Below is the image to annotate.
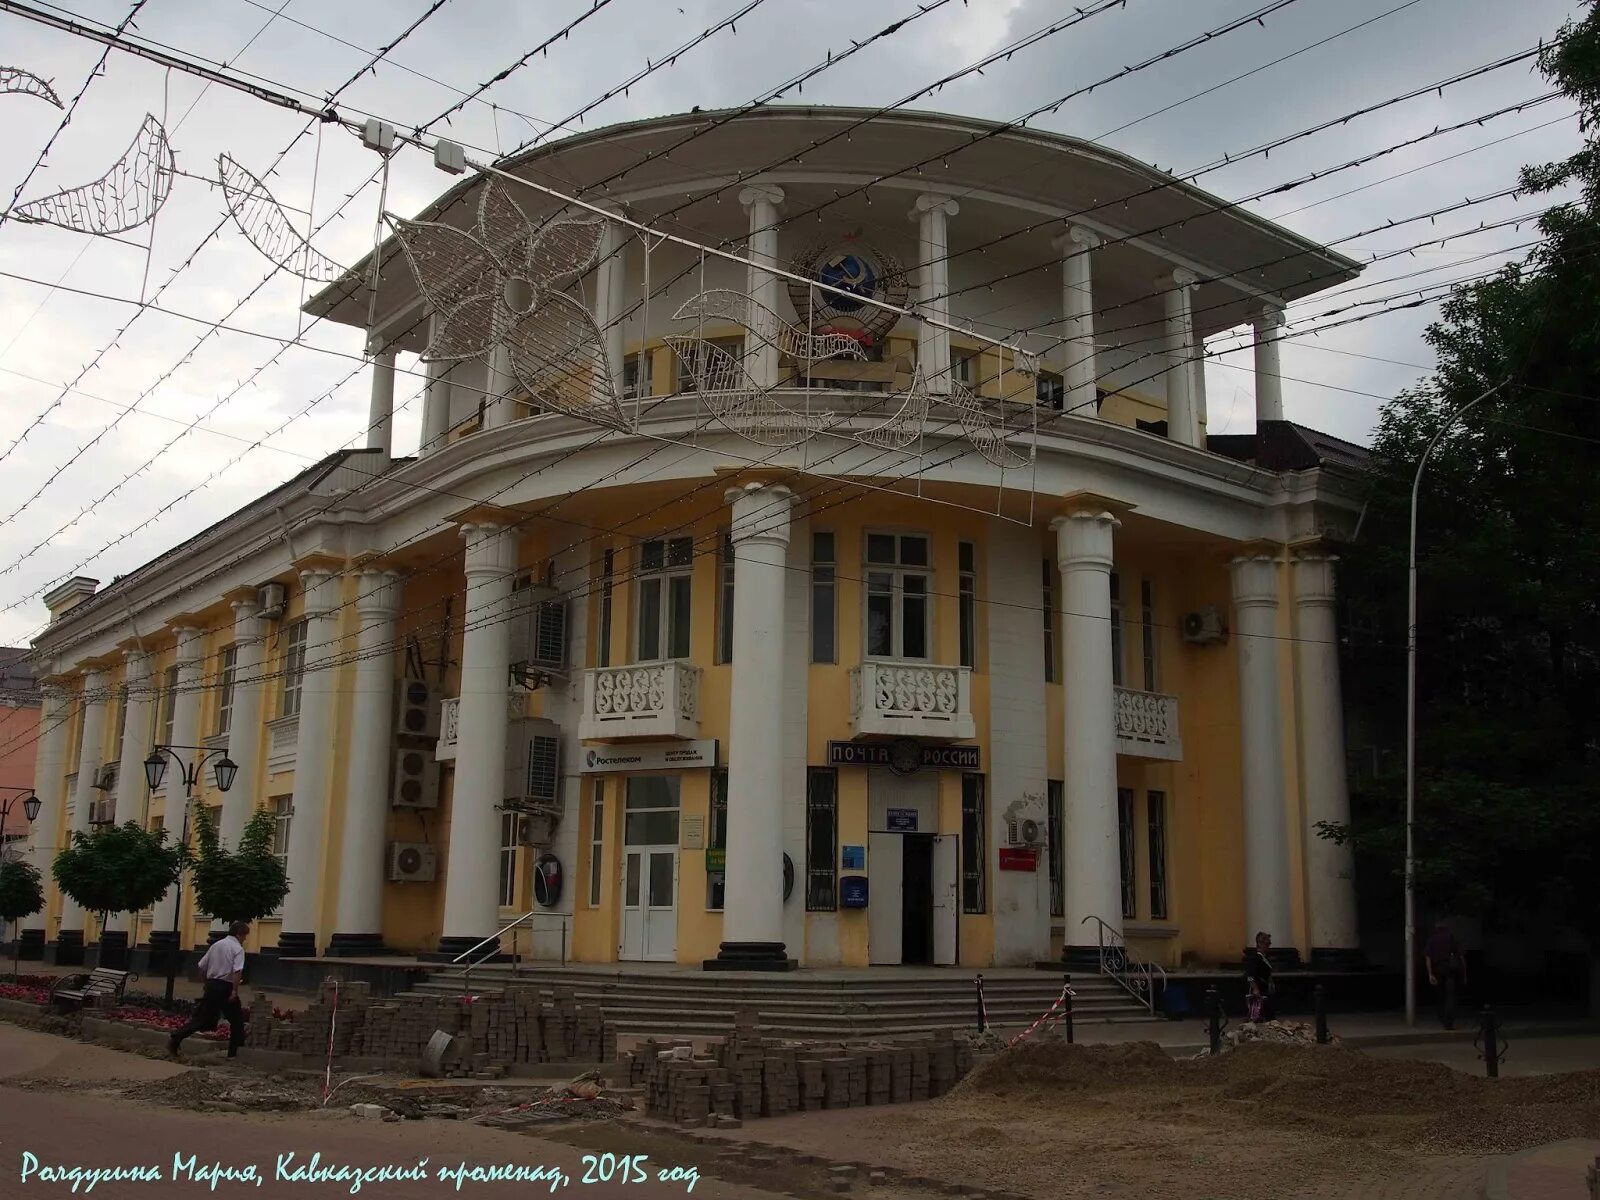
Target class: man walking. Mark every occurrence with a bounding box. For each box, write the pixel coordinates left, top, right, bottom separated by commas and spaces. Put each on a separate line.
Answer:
169, 920, 249, 1059
1424, 919, 1466, 1030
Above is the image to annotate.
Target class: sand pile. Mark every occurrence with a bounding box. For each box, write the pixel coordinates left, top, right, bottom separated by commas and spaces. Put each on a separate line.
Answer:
955, 1039, 1177, 1097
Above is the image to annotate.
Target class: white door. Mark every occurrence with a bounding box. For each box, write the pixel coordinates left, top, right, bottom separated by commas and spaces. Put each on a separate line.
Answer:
621, 846, 678, 961
932, 834, 959, 966
867, 832, 903, 965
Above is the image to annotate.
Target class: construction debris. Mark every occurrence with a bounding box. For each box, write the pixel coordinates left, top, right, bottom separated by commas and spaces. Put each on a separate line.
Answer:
1197, 1018, 1342, 1055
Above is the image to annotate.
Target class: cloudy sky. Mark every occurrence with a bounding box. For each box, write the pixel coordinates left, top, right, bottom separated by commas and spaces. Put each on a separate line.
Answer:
0, 0, 1584, 645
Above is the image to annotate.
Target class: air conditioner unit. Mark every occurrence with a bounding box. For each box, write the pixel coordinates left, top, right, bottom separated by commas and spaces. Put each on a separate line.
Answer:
395, 677, 439, 738
392, 747, 440, 809
93, 762, 118, 792
508, 583, 568, 686
258, 582, 288, 621
1005, 815, 1044, 848
516, 810, 558, 846
1180, 606, 1228, 645
505, 717, 561, 807
388, 841, 437, 883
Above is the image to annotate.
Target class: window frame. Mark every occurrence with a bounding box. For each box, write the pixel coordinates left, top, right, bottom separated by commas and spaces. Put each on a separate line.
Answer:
1109, 571, 1125, 688
707, 768, 728, 912
716, 531, 735, 664
159, 665, 178, 749
280, 620, 308, 719
1140, 578, 1158, 691
805, 767, 838, 912
215, 645, 239, 737
1117, 787, 1137, 920
270, 796, 292, 875
587, 779, 605, 908
961, 774, 986, 915
622, 350, 653, 401
862, 531, 933, 662
1036, 369, 1065, 410
810, 531, 837, 664
499, 811, 520, 909
1047, 779, 1064, 919
1042, 558, 1058, 684
597, 548, 615, 669
958, 541, 978, 669
1147, 789, 1169, 920
635, 536, 694, 662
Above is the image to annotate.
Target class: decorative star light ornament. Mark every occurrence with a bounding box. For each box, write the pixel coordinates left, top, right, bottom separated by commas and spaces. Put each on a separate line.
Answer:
0, 67, 62, 107
387, 182, 631, 432
13, 115, 173, 235
218, 154, 348, 283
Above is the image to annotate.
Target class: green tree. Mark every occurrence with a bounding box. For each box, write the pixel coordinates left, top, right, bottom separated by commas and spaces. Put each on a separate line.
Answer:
189, 804, 289, 926
1325, 4, 1600, 1002
52, 822, 186, 933
0, 856, 45, 981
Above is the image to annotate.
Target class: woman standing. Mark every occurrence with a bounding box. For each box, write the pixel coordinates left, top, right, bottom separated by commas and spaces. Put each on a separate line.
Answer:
1245, 931, 1275, 1022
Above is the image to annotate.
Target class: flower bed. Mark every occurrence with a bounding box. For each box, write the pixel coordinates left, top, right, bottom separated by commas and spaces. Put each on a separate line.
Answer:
0, 981, 51, 1005
106, 1002, 257, 1041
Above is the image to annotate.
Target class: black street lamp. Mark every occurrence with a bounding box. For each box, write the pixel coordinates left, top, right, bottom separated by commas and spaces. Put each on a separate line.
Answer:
1, 786, 43, 981
143, 745, 236, 1008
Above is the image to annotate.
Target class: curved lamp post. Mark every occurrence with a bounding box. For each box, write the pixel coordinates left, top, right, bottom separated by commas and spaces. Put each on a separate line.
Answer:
1405, 379, 1507, 1026
143, 745, 236, 1008
0, 787, 42, 981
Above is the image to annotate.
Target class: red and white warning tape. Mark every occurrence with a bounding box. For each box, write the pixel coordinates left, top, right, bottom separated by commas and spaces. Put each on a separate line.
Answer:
1007, 982, 1075, 1047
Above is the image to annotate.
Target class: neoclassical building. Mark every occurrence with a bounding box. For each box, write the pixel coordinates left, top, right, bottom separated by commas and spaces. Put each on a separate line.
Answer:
18, 107, 1366, 972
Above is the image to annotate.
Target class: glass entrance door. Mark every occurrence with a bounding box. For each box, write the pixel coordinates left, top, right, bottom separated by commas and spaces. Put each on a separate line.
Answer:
619, 775, 680, 962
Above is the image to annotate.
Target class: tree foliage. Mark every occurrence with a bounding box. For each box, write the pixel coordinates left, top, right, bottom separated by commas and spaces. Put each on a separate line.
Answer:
52, 822, 185, 925
189, 804, 289, 926
0, 856, 44, 926
1324, 5, 1600, 942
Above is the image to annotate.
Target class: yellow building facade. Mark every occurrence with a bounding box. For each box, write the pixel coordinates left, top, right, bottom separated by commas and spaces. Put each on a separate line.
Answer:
20, 108, 1366, 974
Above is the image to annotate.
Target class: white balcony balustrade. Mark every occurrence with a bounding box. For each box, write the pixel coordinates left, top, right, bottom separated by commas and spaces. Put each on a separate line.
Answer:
1113, 686, 1182, 761
434, 693, 525, 761
849, 661, 975, 741
579, 661, 702, 742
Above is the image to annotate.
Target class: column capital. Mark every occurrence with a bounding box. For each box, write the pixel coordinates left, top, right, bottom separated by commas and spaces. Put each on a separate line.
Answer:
1050, 508, 1119, 569
230, 596, 265, 644
1230, 551, 1283, 609
911, 192, 959, 220
1290, 552, 1338, 608
299, 568, 342, 618
1053, 224, 1102, 254
39, 678, 71, 705
353, 568, 404, 617
1254, 304, 1286, 330
460, 522, 518, 579
121, 648, 153, 690
738, 183, 785, 209
1163, 267, 1199, 290
726, 481, 794, 549
171, 623, 207, 664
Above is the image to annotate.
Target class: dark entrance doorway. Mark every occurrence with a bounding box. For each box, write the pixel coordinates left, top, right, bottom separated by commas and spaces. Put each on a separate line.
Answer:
901, 833, 934, 965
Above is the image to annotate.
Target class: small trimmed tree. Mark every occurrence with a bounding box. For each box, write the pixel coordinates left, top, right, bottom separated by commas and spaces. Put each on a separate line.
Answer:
0, 856, 45, 981
52, 822, 186, 961
189, 805, 289, 926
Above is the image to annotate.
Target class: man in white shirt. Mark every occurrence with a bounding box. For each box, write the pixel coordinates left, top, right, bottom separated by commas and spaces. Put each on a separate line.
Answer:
168, 919, 249, 1059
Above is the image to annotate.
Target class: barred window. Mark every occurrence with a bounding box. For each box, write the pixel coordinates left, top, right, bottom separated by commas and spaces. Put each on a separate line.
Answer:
805, 768, 837, 911
1148, 790, 1169, 920
1109, 572, 1125, 688
1042, 560, 1057, 683
1141, 579, 1158, 691
716, 533, 735, 664
962, 774, 986, 914
1117, 787, 1137, 920
708, 769, 728, 911
958, 541, 977, 669
597, 549, 615, 668
1047, 779, 1064, 919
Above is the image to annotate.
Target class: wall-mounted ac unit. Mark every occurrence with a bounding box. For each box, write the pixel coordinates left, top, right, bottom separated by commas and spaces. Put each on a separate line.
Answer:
388, 841, 437, 882
94, 762, 118, 792
392, 747, 440, 809
1180, 606, 1228, 646
1006, 816, 1044, 848
258, 582, 288, 621
505, 717, 561, 807
509, 583, 568, 686
395, 677, 439, 738
517, 810, 558, 846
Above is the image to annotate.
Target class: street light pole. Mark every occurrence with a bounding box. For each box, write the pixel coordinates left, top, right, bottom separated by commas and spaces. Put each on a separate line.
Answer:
1405, 379, 1507, 1027
1, 787, 43, 982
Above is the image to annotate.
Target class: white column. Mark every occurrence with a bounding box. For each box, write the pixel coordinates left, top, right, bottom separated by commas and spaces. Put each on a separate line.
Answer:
1293, 551, 1358, 954
912, 194, 959, 395
366, 343, 396, 459
58, 668, 111, 938
1161, 269, 1201, 447
1051, 508, 1125, 948
331, 568, 402, 953
739, 185, 785, 390
221, 598, 266, 851
276, 568, 343, 956
438, 523, 517, 954
111, 652, 154, 938
1253, 305, 1286, 424
485, 342, 516, 429
21, 682, 71, 940
595, 212, 626, 401
150, 625, 206, 940
1054, 224, 1101, 416
711, 482, 794, 969
1231, 551, 1294, 951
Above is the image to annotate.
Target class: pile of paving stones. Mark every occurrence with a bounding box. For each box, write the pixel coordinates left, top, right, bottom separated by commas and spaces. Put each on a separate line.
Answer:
1196, 1018, 1341, 1055
244, 979, 616, 1075
623, 1009, 974, 1125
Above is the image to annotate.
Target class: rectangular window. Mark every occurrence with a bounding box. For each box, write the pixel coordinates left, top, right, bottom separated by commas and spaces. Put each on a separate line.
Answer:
499, 811, 519, 908
810, 531, 836, 664
280, 620, 307, 718
215, 645, 238, 736
1042, 559, 1057, 684
624, 775, 680, 844
597, 549, 615, 668
716, 532, 735, 664
1117, 787, 1137, 920
864, 532, 931, 660
622, 351, 653, 400
1036, 370, 1065, 410
160, 666, 178, 749
951, 349, 976, 386
805, 768, 837, 911
1109, 572, 1125, 688
958, 541, 977, 669
708, 768, 728, 911
1047, 780, 1064, 919
1147, 790, 1169, 920
1140, 579, 1158, 691
676, 336, 745, 393
110, 691, 126, 767
962, 774, 986, 914
636, 536, 693, 661
270, 796, 292, 873
587, 780, 605, 907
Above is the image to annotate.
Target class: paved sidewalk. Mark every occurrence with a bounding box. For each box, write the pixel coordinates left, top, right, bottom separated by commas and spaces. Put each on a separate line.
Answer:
1484, 1139, 1600, 1200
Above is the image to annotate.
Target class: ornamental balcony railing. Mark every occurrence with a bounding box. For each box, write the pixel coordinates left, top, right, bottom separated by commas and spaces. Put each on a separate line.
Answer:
435, 693, 527, 762
1113, 686, 1182, 761
578, 661, 702, 742
849, 661, 975, 741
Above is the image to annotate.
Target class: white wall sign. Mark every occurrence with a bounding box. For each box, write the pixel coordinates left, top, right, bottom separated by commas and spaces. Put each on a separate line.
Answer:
579, 739, 718, 774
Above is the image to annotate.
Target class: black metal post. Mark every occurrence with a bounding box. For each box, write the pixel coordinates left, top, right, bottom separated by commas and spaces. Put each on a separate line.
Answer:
1479, 1006, 1500, 1079
163, 783, 193, 1010
1206, 985, 1222, 1054
1314, 983, 1329, 1045
974, 973, 986, 1033
1062, 973, 1074, 1045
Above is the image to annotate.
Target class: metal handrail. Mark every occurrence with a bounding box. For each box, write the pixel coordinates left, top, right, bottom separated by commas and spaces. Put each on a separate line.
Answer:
1081, 914, 1169, 1015
450, 911, 570, 996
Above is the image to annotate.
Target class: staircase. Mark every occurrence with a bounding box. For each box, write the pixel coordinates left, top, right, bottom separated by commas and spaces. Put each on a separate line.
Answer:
401, 965, 1159, 1039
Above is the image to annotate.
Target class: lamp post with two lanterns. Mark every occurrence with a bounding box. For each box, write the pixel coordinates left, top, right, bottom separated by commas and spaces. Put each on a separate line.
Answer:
142, 745, 237, 1009
0, 786, 43, 981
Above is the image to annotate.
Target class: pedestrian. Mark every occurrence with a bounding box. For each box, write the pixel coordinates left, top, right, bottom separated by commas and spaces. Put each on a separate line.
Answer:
169, 919, 249, 1059
1424, 919, 1466, 1030
1244, 931, 1275, 1022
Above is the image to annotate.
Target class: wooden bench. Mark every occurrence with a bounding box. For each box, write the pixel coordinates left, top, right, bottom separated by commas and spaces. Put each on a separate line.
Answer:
49, 967, 135, 1011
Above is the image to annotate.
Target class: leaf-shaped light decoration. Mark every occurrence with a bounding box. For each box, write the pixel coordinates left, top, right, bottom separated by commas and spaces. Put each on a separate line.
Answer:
854, 366, 930, 451
945, 378, 1030, 469
672, 289, 867, 368
0, 67, 62, 108
217, 154, 348, 283
664, 333, 825, 448
13, 114, 174, 235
